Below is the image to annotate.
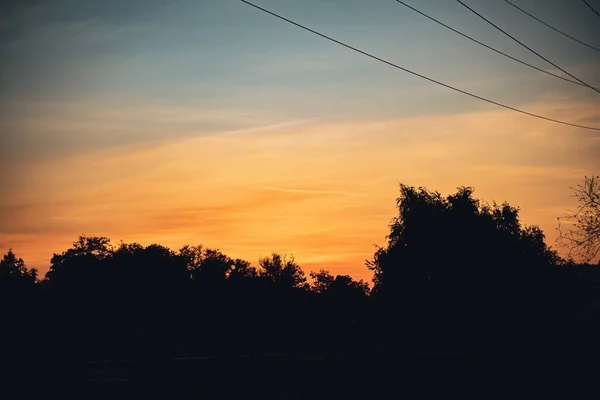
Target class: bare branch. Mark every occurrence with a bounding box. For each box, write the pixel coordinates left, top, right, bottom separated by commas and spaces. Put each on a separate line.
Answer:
557, 175, 600, 262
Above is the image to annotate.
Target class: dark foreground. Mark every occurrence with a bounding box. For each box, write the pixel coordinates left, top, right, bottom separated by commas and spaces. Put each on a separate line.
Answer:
13, 352, 595, 399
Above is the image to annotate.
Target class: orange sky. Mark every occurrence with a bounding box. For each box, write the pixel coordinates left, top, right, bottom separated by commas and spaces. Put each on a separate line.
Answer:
2, 97, 598, 281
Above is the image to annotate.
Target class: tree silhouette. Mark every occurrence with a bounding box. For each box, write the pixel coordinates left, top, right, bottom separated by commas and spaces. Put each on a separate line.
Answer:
110, 241, 189, 291
181, 245, 235, 284
310, 269, 335, 294
310, 269, 369, 299
228, 258, 259, 282
258, 253, 308, 290
0, 249, 37, 289
558, 174, 600, 262
367, 184, 560, 352
368, 184, 558, 293
44, 236, 113, 290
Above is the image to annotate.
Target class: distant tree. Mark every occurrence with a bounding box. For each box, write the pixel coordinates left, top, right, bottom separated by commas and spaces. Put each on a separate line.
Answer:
44, 236, 114, 289
310, 269, 369, 298
111, 241, 144, 283
1, 250, 28, 278
310, 270, 335, 294
259, 253, 307, 290
61, 236, 114, 259
0, 249, 37, 288
180, 245, 235, 284
228, 258, 258, 282
558, 174, 600, 262
136, 243, 188, 288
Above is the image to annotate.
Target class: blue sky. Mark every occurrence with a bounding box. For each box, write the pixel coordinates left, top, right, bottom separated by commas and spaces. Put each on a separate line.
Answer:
3, 0, 599, 130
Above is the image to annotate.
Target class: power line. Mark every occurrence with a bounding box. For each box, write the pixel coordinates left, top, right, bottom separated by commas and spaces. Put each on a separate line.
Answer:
502, 0, 600, 53
394, 0, 596, 89
240, 0, 600, 132
582, 0, 600, 19
455, 0, 600, 94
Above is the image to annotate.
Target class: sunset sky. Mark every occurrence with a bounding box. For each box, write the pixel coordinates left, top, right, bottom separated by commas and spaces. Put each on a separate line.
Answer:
1, 0, 599, 280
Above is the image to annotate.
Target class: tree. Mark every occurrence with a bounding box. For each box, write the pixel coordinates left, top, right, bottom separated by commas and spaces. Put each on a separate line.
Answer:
258, 253, 307, 290
366, 183, 560, 354
132, 243, 188, 289
0, 249, 38, 288
180, 245, 234, 284
558, 174, 600, 262
310, 270, 335, 294
44, 236, 113, 289
229, 258, 258, 281
310, 269, 369, 299
179, 245, 258, 287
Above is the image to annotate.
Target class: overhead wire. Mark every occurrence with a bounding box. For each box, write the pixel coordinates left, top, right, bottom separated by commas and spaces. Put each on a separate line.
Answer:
502, 0, 600, 53
394, 0, 597, 89
581, 0, 600, 19
239, 0, 600, 131
455, 0, 600, 94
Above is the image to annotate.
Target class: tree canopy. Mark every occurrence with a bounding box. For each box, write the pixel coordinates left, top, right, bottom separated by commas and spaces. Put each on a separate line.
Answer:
0, 249, 37, 289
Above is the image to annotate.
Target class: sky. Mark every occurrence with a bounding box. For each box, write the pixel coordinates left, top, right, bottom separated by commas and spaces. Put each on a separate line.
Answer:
1, 0, 599, 280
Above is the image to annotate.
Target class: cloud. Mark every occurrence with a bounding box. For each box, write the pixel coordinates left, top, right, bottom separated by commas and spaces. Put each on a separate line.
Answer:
0, 99, 316, 163
255, 186, 356, 196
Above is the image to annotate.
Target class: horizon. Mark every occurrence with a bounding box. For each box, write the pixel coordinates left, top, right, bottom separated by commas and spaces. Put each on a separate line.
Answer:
1, 0, 600, 281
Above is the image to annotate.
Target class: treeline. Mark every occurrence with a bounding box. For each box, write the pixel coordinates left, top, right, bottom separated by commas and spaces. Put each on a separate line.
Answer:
2, 184, 600, 375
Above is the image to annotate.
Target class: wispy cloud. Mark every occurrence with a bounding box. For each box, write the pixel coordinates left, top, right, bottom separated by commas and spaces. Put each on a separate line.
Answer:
255, 186, 356, 196
0, 99, 317, 163
3, 99, 598, 278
